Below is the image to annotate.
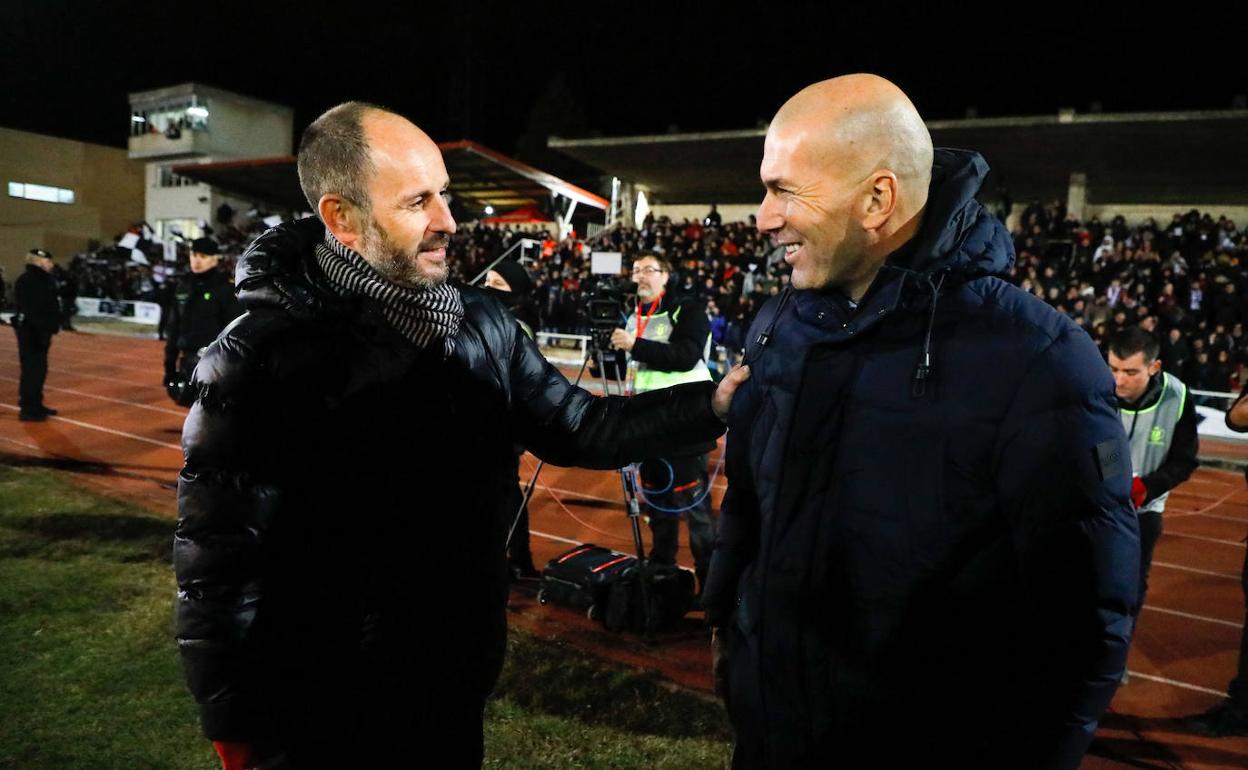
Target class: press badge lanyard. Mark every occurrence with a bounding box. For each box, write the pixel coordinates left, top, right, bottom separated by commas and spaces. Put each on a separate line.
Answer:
635, 291, 664, 339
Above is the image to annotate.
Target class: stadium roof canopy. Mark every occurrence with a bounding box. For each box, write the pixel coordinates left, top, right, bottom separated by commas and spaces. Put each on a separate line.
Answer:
548, 110, 1248, 207
172, 140, 608, 215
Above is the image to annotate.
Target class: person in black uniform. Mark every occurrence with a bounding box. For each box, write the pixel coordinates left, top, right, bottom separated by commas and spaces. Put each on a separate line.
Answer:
12, 249, 61, 421
163, 238, 243, 403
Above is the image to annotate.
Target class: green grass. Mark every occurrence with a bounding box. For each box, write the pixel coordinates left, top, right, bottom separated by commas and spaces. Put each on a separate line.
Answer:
0, 462, 732, 769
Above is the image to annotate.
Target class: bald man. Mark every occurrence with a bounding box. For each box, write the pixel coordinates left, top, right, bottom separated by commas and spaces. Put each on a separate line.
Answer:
173, 102, 747, 770
702, 75, 1138, 769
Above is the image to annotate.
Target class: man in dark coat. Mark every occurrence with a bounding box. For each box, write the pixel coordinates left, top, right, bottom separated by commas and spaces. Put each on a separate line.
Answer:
12, 249, 61, 421
702, 75, 1138, 770
163, 237, 243, 400
174, 102, 746, 770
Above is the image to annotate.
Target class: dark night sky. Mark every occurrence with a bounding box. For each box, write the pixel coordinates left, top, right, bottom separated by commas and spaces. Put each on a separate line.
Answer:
2, 1, 1244, 160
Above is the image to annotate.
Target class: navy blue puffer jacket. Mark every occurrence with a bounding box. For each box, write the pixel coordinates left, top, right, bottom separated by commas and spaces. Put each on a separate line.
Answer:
703, 149, 1139, 770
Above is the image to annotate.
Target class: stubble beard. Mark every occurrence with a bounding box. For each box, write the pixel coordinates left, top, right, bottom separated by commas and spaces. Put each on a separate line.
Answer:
359, 217, 449, 290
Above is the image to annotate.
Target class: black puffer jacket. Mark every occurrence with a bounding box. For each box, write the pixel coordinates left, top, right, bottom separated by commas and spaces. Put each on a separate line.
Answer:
173, 217, 725, 747
14, 264, 61, 331
163, 269, 244, 373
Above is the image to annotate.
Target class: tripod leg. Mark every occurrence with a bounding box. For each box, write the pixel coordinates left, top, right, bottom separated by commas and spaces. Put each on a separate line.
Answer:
505, 350, 594, 554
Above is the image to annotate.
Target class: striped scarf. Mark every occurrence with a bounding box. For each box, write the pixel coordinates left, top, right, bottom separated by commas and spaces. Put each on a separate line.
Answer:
314, 232, 463, 356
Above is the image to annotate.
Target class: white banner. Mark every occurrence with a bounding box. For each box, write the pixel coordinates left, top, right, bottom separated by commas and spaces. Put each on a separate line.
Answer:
76, 297, 162, 325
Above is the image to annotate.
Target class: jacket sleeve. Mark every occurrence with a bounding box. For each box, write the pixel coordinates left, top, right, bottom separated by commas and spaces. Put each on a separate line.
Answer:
219, 283, 245, 330
508, 322, 725, 469
173, 334, 281, 742
1140, 388, 1199, 502
630, 297, 710, 372
993, 326, 1139, 770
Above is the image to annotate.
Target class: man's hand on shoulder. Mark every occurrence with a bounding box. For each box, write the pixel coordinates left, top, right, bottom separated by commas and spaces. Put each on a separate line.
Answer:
712, 364, 751, 422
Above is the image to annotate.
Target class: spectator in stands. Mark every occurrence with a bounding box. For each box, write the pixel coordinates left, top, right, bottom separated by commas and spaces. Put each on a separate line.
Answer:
1160, 327, 1191, 376
704, 203, 722, 228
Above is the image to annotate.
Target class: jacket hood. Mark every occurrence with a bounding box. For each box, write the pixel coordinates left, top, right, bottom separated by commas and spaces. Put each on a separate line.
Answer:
896, 148, 1014, 279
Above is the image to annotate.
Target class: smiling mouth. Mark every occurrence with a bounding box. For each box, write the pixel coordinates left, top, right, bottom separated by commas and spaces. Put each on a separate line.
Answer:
782, 243, 802, 262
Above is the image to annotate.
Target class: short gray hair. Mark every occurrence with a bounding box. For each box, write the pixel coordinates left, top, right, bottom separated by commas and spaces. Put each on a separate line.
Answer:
297, 101, 389, 215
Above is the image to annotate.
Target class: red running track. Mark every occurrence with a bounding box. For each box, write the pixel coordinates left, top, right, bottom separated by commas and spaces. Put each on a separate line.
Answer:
0, 328, 1246, 769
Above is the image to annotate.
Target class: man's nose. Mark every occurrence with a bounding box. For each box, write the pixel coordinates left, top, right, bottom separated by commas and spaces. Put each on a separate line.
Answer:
431, 193, 457, 235
756, 191, 783, 235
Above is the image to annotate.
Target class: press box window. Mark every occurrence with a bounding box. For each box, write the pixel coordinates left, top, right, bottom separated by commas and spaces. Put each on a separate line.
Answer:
8, 182, 75, 204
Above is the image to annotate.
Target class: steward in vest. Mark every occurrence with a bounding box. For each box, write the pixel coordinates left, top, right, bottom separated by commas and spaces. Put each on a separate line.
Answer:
1107, 327, 1198, 621
610, 253, 717, 591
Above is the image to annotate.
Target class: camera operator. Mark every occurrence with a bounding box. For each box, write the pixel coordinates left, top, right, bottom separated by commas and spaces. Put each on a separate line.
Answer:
610, 253, 716, 592
484, 259, 541, 578
163, 238, 242, 404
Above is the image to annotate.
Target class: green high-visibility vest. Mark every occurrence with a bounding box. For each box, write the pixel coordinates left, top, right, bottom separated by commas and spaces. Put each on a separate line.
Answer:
1119, 371, 1188, 514
625, 301, 712, 393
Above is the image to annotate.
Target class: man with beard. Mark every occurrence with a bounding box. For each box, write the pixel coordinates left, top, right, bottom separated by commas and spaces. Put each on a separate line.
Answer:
174, 102, 747, 770
163, 238, 242, 404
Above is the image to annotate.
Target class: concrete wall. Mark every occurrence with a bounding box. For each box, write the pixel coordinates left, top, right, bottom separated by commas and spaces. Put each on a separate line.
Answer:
648, 203, 758, 225
202, 95, 292, 159
0, 127, 144, 281
1083, 203, 1248, 228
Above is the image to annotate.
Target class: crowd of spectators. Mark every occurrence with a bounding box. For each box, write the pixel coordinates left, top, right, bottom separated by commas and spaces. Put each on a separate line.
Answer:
1007, 202, 1247, 395
33, 200, 1246, 395
457, 203, 1248, 394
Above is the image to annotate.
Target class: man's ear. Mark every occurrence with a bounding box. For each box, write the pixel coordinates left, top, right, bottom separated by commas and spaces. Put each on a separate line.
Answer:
861, 171, 899, 232
1148, 358, 1163, 376
319, 194, 363, 250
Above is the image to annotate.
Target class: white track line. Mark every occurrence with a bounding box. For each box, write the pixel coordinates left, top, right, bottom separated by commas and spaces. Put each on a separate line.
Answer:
0, 403, 181, 451
1144, 605, 1244, 629
1172, 512, 1248, 524
1124, 671, 1228, 698
48, 357, 156, 376
0, 336, 162, 374
0, 374, 184, 416
0, 363, 162, 393
1165, 485, 1248, 518
1163, 531, 1245, 548
41, 338, 163, 362
1153, 561, 1242, 580
529, 529, 583, 547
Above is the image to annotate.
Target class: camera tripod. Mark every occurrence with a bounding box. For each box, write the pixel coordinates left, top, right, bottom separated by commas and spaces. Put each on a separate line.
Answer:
506, 335, 661, 636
